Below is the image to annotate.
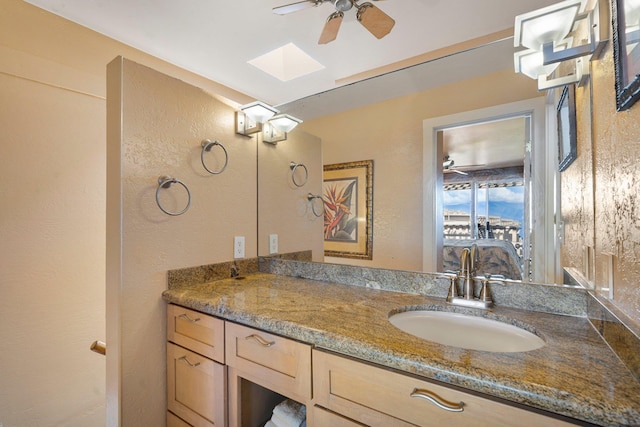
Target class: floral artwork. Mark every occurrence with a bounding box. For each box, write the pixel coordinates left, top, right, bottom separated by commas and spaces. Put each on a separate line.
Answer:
322, 160, 373, 259
323, 179, 358, 242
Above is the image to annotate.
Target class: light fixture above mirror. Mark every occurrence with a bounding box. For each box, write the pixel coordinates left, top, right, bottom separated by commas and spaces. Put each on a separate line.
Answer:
236, 101, 302, 143
236, 101, 279, 136
513, 0, 608, 90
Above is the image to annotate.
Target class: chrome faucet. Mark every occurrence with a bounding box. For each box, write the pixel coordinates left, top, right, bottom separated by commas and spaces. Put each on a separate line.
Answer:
446, 244, 493, 309
230, 261, 240, 278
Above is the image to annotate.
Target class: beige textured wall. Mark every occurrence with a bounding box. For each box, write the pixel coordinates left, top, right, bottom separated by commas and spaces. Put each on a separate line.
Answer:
107, 58, 258, 425
559, 14, 640, 325
303, 69, 540, 271
559, 82, 596, 283
0, 1, 252, 425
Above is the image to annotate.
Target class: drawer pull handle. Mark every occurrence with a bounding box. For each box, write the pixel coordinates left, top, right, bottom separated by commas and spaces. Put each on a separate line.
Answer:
245, 334, 275, 347
410, 388, 464, 412
178, 356, 201, 368
178, 313, 200, 323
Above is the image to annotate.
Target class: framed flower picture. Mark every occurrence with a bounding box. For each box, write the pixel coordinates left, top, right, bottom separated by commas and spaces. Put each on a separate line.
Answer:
323, 160, 373, 259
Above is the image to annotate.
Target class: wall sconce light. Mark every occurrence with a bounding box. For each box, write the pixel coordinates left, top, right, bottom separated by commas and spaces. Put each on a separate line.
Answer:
262, 114, 303, 145
262, 121, 287, 144
269, 114, 302, 132
235, 101, 279, 136
513, 0, 607, 90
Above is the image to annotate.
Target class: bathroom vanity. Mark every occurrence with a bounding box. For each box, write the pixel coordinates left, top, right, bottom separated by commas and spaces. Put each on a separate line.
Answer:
162, 267, 640, 427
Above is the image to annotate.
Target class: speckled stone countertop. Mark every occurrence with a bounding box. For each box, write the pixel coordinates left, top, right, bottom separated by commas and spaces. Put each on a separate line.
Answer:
162, 273, 640, 426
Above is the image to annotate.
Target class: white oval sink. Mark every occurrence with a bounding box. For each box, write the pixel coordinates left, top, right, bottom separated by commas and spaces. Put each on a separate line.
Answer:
389, 310, 545, 353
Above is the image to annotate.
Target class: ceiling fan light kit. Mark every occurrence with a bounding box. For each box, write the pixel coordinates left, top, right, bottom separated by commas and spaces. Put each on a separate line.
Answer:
333, 0, 353, 12
274, 0, 395, 44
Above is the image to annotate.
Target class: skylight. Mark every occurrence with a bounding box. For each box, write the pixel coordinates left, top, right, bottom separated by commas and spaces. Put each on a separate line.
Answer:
248, 42, 325, 81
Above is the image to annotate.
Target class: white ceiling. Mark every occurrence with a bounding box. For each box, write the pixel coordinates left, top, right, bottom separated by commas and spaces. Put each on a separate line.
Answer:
443, 116, 527, 170
24, 0, 558, 109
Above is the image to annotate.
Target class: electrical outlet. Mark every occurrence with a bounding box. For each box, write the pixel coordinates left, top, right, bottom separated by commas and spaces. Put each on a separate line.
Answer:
234, 236, 245, 259
269, 234, 278, 254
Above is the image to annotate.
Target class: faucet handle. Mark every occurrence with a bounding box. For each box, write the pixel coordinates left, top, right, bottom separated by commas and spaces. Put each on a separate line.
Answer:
439, 272, 458, 301
479, 274, 493, 304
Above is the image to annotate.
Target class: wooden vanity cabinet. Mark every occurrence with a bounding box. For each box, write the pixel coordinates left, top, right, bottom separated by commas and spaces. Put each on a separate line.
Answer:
164, 304, 580, 427
312, 350, 578, 427
166, 305, 226, 427
225, 322, 312, 426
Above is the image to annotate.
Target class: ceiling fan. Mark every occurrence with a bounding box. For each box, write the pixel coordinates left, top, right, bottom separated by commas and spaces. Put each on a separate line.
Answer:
443, 156, 468, 176
273, 0, 395, 44
443, 156, 491, 175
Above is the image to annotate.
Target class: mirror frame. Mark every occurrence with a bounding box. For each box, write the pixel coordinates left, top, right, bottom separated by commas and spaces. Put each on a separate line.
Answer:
612, 0, 640, 111
557, 84, 578, 172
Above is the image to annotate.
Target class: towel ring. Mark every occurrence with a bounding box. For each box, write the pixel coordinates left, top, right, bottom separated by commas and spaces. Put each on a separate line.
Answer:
307, 193, 324, 217
156, 176, 191, 216
201, 139, 228, 175
290, 161, 308, 187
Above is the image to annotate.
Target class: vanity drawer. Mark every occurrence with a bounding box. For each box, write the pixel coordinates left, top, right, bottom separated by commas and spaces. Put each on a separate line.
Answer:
167, 304, 224, 363
225, 322, 311, 400
313, 350, 577, 427
167, 342, 226, 427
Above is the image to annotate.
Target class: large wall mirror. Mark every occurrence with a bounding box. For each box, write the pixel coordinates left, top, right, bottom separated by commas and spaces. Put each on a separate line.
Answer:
258, 36, 592, 287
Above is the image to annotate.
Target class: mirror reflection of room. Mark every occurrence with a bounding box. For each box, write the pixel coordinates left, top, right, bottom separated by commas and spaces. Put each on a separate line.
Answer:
441, 116, 529, 281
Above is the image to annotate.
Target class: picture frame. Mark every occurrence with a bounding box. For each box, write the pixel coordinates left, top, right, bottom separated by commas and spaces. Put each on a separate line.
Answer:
557, 85, 578, 172
323, 160, 373, 259
612, 0, 640, 111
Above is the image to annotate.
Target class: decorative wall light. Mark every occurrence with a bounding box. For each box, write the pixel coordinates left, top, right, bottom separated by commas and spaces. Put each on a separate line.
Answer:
262, 114, 303, 145
262, 121, 287, 144
513, 0, 608, 90
235, 101, 279, 136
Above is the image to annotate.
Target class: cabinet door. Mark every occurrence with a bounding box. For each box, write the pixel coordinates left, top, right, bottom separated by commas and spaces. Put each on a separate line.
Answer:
167, 411, 192, 427
312, 406, 367, 427
225, 322, 311, 401
313, 350, 578, 427
167, 304, 224, 363
167, 342, 226, 427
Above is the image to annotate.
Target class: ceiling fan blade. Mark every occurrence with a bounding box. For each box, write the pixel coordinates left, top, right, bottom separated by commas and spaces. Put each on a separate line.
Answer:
456, 163, 489, 170
444, 168, 469, 175
318, 11, 343, 44
356, 2, 395, 39
273, 0, 326, 15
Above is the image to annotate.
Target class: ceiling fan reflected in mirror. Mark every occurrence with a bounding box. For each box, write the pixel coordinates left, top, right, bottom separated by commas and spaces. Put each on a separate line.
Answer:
443, 155, 489, 176
273, 0, 395, 44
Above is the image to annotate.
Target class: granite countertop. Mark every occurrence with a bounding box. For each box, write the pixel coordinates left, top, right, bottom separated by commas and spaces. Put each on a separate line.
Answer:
162, 273, 640, 426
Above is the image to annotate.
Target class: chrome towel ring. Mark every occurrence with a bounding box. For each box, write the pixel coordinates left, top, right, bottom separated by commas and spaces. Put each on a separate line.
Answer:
290, 161, 308, 187
307, 193, 324, 217
156, 176, 191, 216
201, 139, 228, 175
